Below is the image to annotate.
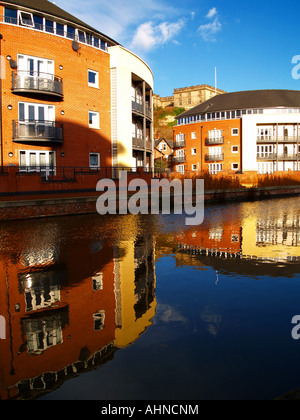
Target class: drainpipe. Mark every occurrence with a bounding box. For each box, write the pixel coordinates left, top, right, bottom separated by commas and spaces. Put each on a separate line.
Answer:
0, 33, 3, 173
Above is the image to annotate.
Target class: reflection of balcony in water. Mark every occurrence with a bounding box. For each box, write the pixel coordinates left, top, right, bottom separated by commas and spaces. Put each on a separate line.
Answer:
0, 216, 157, 400
21, 309, 69, 355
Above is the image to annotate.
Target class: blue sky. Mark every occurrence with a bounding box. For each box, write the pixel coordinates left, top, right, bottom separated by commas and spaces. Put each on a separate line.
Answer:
57, 0, 300, 97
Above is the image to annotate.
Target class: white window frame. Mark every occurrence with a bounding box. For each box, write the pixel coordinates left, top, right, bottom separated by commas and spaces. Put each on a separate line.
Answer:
89, 152, 100, 170
231, 128, 239, 136
191, 132, 197, 139
192, 164, 197, 171
191, 148, 197, 155
18, 10, 34, 27
89, 111, 100, 129
93, 310, 105, 331
88, 69, 99, 88
209, 129, 222, 140
19, 150, 56, 173
231, 163, 239, 171
231, 146, 239, 153
209, 163, 223, 175
177, 165, 185, 175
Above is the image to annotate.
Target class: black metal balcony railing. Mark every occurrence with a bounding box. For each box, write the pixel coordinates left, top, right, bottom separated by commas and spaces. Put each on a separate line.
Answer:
173, 155, 186, 163
205, 137, 224, 145
146, 141, 153, 151
132, 100, 152, 120
257, 136, 300, 143
205, 154, 224, 162
132, 136, 144, 149
257, 153, 300, 161
12, 71, 63, 98
174, 140, 186, 148
13, 120, 63, 143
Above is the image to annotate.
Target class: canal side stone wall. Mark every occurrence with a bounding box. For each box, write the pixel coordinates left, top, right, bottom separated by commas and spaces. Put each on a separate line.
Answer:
1, 184, 300, 221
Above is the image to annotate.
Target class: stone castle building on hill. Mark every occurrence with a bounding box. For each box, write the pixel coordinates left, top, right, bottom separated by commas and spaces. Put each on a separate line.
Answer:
153, 84, 227, 110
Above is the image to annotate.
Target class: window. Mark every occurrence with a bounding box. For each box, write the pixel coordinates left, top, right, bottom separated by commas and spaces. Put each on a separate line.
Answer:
177, 165, 185, 175
56, 23, 65, 36
159, 143, 167, 151
92, 272, 103, 291
232, 146, 239, 153
33, 15, 43, 30
4, 8, 18, 24
232, 163, 239, 170
258, 162, 273, 174
88, 70, 99, 88
232, 128, 239, 136
176, 133, 185, 143
78, 30, 86, 43
66, 25, 76, 39
209, 163, 223, 174
89, 153, 100, 169
231, 234, 239, 243
89, 111, 100, 129
93, 311, 105, 331
45, 19, 54, 33
209, 129, 222, 140
18, 54, 54, 78
209, 146, 222, 157
19, 150, 55, 172
19, 11, 34, 27
192, 164, 197, 171
191, 132, 197, 139
192, 148, 197, 155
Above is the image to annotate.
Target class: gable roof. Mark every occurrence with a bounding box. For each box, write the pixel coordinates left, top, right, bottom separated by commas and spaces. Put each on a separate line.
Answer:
155, 138, 174, 149
177, 89, 300, 118
2, 0, 119, 45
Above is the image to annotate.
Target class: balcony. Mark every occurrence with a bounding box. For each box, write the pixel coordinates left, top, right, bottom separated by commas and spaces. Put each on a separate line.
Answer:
257, 153, 300, 161
205, 154, 224, 162
173, 155, 186, 163
132, 100, 152, 120
12, 71, 63, 98
205, 137, 224, 145
132, 136, 145, 149
146, 141, 153, 151
257, 136, 300, 143
174, 140, 186, 148
13, 121, 63, 143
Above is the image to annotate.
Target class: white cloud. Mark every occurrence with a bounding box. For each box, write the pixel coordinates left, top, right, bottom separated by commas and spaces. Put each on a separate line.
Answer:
55, 0, 182, 46
206, 7, 217, 19
198, 8, 222, 42
131, 19, 184, 52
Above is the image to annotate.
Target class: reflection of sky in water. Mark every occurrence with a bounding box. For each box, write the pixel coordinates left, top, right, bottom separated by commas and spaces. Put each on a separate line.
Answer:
1, 197, 300, 400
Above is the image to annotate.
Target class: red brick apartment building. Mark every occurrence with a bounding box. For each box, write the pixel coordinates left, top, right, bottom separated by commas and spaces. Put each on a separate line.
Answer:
0, 0, 117, 172
0, 0, 154, 201
173, 90, 300, 176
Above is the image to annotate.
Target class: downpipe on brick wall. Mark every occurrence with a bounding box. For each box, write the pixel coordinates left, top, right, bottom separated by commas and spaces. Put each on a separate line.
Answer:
0, 33, 3, 173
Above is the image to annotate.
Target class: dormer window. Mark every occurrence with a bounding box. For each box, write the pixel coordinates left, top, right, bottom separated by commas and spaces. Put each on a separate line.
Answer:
19, 11, 34, 27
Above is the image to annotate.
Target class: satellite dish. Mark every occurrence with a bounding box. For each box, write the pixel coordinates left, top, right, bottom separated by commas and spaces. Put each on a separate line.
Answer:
72, 40, 79, 52
9, 59, 17, 69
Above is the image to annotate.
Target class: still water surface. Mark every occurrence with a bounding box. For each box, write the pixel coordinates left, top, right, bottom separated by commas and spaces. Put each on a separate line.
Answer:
1, 197, 300, 400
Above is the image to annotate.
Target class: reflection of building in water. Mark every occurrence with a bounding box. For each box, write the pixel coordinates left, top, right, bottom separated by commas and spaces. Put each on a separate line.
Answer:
113, 220, 157, 348
175, 200, 300, 263
0, 216, 157, 400
241, 201, 300, 262
176, 219, 242, 259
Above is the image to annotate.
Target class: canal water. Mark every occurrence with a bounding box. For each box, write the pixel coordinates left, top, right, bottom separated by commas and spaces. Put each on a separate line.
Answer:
1, 196, 300, 400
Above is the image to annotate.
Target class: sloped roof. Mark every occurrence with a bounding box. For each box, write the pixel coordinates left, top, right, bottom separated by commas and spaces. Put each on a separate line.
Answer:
155, 138, 174, 149
177, 89, 300, 118
2, 0, 119, 44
